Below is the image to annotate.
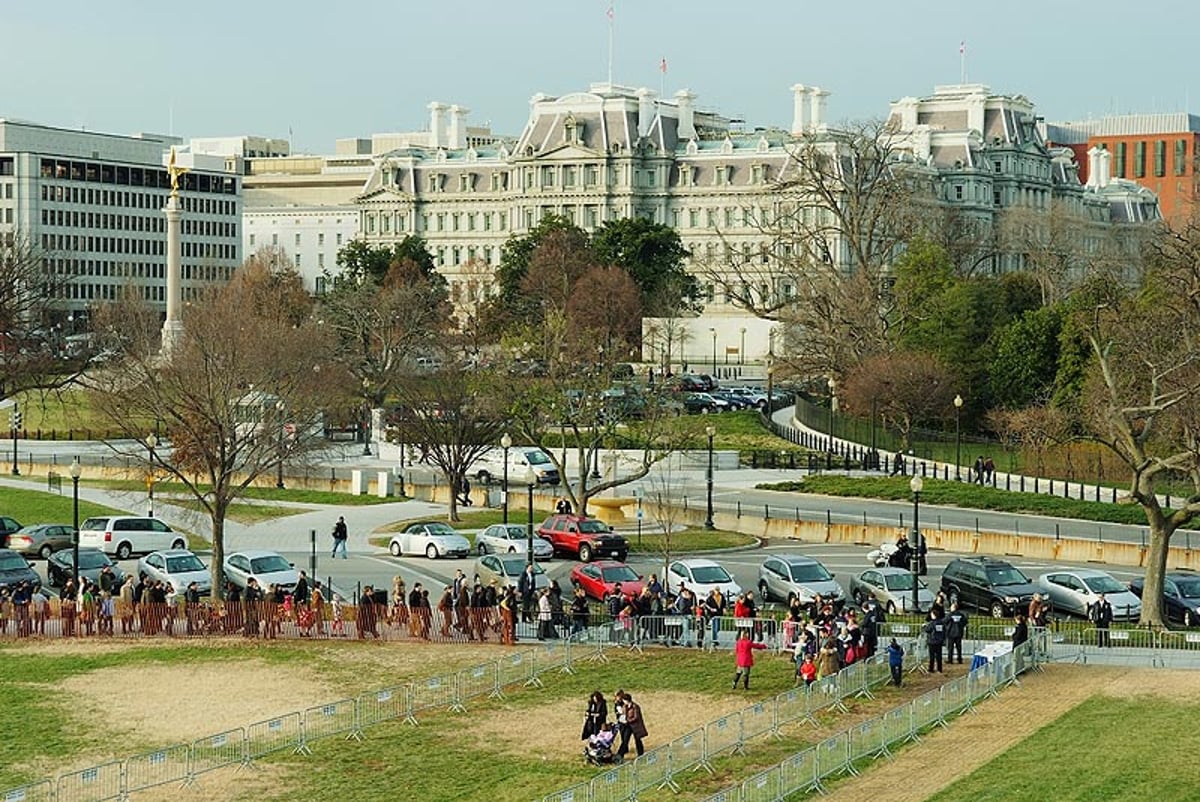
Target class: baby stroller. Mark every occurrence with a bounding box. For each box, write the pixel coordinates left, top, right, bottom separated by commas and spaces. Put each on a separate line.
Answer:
584, 726, 617, 766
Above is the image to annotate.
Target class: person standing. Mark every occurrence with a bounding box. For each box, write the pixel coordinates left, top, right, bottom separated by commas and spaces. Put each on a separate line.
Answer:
732, 629, 767, 690
518, 563, 538, 624
923, 608, 947, 673
331, 516, 349, 559
615, 691, 647, 760
1012, 612, 1030, 648
581, 690, 607, 741
293, 571, 310, 608
887, 638, 905, 686
946, 602, 968, 665
537, 587, 554, 640
357, 586, 380, 639
1090, 594, 1113, 647
704, 587, 725, 647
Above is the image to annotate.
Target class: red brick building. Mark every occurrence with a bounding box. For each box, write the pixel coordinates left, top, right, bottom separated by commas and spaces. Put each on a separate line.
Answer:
1045, 114, 1199, 224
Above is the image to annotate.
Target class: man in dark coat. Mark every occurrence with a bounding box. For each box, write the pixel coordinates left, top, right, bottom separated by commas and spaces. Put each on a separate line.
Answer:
923, 608, 947, 673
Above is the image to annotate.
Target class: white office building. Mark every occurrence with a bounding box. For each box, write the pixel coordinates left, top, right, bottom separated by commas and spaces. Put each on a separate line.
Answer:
0, 119, 242, 322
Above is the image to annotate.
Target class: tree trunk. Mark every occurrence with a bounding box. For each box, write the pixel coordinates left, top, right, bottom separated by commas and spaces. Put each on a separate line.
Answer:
447, 473, 460, 522
210, 506, 228, 601
1139, 516, 1173, 628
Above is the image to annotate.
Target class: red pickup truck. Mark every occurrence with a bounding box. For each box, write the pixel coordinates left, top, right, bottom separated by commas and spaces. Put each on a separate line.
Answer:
536, 515, 629, 563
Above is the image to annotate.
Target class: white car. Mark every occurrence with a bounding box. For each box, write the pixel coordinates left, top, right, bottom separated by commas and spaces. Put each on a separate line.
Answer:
388, 522, 471, 560
475, 523, 553, 560
137, 550, 212, 596
667, 558, 742, 598
78, 516, 186, 560
224, 550, 299, 593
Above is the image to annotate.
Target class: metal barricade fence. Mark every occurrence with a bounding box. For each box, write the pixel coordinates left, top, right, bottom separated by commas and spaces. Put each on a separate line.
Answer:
588, 762, 636, 802
881, 703, 914, 747
542, 780, 591, 802
668, 727, 707, 775
741, 766, 780, 802
740, 700, 775, 742
456, 662, 498, 708
122, 743, 189, 795
809, 673, 844, 713
778, 748, 819, 796
847, 715, 889, 764
534, 639, 572, 674
246, 712, 303, 760
356, 684, 409, 729
705, 712, 743, 758
408, 673, 459, 716
302, 698, 359, 745
188, 727, 246, 777
631, 745, 672, 795
55, 761, 122, 802
495, 649, 537, 692
965, 664, 994, 702
910, 689, 943, 732
939, 675, 971, 717
774, 686, 809, 728
1, 780, 53, 802
812, 733, 849, 782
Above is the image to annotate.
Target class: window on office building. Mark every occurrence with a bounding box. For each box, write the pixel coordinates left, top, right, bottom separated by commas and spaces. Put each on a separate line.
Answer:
1154, 140, 1166, 177
1176, 139, 1189, 176
1114, 142, 1127, 177
1134, 141, 1146, 178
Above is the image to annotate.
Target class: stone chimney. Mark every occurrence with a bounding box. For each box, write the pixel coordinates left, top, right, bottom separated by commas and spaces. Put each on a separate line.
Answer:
448, 104, 469, 149
675, 89, 697, 140
1086, 145, 1102, 187
637, 88, 656, 138
791, 84, 809, 135
427, 102, 448, 148
894, 97, 919, 131
1098, 147, 1111, 188
809, 87, 830, 130
966, 91, 986, 136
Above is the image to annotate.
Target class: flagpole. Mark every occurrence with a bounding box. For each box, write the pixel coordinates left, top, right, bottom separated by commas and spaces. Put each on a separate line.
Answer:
607, 4, 614, 86
960, 41, 966, 84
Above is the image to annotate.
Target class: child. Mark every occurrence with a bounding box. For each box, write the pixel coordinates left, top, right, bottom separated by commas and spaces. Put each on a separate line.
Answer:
887, 638, 905, 686
98, 591, 115, 636
331, 594, 346, 637
796, 653, 817, 686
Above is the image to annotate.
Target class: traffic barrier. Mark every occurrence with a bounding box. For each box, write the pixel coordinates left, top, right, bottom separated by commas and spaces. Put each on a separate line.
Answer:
188, 727, 246, 777
911, 689, 943, 732
632, 745, 673, 794
456, 662, 498, 709
0, 780, 53, 802
534, 638, 573, 674
740, 700, 775, 742
705, 712, 743, 757
246, 712, 302, 760
589, 762, 635, 802
939, 675, 971, 716
356, 685, 409, 729
668, 727, 707, 775
495, 649, 537, 692
774, 686, 810, 728
302, 698, 359, 745
55, 761, 121, 802
848, 715, 889, 764
541, 780, 590, 802
809, 674, 845, 714
122, 743, 189, 794
778, 748, 820, 796
408, 673, 459, 716
741, 766, 780, 802
881, 703, 913, 746
812, 733, 849, 780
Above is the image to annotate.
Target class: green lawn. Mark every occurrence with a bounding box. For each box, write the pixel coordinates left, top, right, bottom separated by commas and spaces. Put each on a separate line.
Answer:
759, 475, 1159, 527
627, 527, 757, 553
927, 695, 1200, 801
82, 479, 403, 506
0, 484, 126, 526
162, 498, 309, 525
9, 388, 130, 437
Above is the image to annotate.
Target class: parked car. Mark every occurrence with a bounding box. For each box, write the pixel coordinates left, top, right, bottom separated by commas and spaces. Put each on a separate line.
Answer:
708, 390, 748, 411
138, 549, 212, 596
6, 523, 75, 559
224, 550, 299, 594
536, 514, 628, 563
1129, 572, 1200, 627
0, 516, 22, 547
77, 516, 186, 560
1038, 569, 1141, 621
849, 567, 935, 614
0, 548, 40, 593
474, 554, 548, 591
726, 387, 769, 410
388, 522, 471, 560
47, 548, 126, 589
470, 445, 560, 486
940, 557, 1038, 618
570, 560, 646, 601
666, 558, 742, 598
757, 554, 843, 606
682, 393, 728, 415
475, 523, 553, 560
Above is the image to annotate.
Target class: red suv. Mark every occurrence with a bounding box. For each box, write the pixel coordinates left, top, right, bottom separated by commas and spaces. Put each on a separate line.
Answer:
536, 515, 629, 563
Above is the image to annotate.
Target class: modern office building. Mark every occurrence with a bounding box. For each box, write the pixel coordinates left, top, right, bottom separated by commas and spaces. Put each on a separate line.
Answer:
0, 119, 242, 322
1044, 113, 1199, 224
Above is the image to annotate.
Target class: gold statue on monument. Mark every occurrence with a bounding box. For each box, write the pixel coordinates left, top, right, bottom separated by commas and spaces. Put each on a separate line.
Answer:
167, 146, 189, 197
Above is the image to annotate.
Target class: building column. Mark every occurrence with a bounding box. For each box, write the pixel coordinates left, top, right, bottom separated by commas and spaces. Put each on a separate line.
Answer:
161, 194, 184, 356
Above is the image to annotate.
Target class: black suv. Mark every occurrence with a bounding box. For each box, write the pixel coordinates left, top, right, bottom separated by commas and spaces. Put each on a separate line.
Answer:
940, 557, 1037, 618
0, 548, 40, 593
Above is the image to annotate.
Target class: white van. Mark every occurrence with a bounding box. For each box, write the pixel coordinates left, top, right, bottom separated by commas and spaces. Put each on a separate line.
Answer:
471, 446, 560, 486
78, 516, 187, 560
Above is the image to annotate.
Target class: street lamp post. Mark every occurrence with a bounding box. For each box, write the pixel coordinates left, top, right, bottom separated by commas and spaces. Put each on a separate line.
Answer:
910, 475, 923, 613
704, 425, 716, 530
524, 467, 536, 574
766, 365, 775, 416
827, 377, 837, 453
276, 399, 286, 489
500, 432, 512, 524
739, 327, 746, 365
709, 327, 717, 376
145, 433, 158, 517
69, 458, 81, 587
9, 403, 20, 476
362, 378, 372, 457
953, 394, 964, 481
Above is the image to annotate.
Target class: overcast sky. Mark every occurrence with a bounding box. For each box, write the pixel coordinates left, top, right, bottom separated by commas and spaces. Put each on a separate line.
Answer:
3, 1, 1195, 153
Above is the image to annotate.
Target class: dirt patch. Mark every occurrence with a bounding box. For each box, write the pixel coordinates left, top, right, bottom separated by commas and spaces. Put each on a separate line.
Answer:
1097, 669, 1200, 703
821, 665, 1122, 802
59, 660, 335, 747
469, 690, 750, 761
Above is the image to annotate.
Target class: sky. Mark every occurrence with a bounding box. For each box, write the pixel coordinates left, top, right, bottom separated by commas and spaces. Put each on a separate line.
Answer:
3, 1, 1197, 154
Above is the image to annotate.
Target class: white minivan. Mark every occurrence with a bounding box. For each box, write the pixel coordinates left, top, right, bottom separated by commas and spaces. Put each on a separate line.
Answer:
78, 516, 187, 560
471, 446, 560, 486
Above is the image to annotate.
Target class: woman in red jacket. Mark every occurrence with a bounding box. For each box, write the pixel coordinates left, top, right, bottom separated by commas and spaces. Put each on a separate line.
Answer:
733, 629, 767, 690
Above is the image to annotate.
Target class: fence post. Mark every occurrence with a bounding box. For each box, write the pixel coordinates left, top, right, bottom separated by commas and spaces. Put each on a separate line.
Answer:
765, 505, 770, 521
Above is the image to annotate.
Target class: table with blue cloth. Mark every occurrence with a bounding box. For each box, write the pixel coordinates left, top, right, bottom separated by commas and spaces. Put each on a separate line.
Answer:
970, 641, 1013, 671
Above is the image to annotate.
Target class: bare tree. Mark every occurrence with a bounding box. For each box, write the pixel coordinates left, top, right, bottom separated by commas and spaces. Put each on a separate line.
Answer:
840, 351, 956, 451
987, 404, 1071, 477
87, 260, 337, 596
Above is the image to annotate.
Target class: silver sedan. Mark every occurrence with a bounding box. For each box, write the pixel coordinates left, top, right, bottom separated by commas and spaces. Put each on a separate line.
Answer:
475, 524, 553, 560
1037, 568, 1142, 621
849, 567, 936, 614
